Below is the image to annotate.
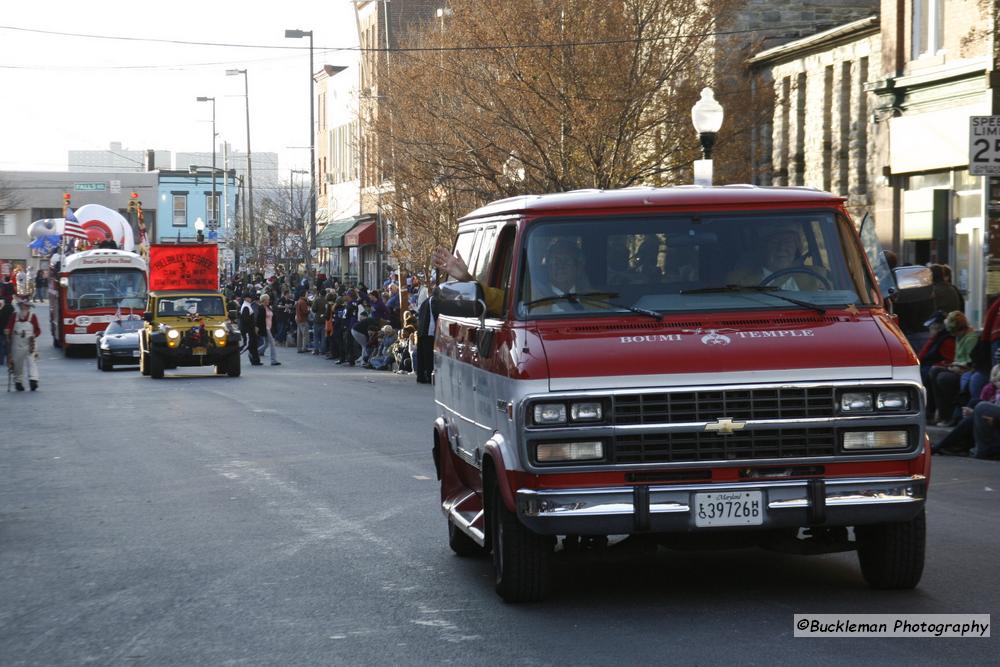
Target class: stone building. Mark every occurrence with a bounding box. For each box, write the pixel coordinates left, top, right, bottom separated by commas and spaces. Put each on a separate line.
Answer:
748, 0, 998, 325
748, 16, 880, 219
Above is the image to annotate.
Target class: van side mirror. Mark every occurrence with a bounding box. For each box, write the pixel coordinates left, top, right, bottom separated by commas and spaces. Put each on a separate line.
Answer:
889, 266, 933, 304
142, 311, 153, 322
433, 281, 486, 319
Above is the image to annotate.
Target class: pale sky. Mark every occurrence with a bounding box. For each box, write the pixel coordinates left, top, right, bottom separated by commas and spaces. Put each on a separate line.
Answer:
0, 0, 359, 174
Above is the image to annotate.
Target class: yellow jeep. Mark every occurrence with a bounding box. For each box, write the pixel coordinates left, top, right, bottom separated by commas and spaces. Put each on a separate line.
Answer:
139, 290, 241, 378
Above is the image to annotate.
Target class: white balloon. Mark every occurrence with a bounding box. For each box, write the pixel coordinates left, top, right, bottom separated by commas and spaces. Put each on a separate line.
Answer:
27, 218, 65, 239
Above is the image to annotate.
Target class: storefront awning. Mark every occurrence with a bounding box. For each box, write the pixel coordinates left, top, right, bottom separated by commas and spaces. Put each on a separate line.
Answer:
315, 216, 370, 248
344, 221, 376, 247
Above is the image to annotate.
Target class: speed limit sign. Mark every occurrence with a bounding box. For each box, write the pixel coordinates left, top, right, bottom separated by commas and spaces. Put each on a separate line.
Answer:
970, 116, 1000, 176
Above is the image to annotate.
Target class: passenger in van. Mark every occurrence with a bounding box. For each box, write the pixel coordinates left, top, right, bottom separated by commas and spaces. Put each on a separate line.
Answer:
527, 239, 597, 312
726, 225, 828, 290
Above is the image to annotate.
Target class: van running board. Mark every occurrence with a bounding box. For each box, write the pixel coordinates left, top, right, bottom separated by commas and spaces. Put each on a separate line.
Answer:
446, 491, 487, 547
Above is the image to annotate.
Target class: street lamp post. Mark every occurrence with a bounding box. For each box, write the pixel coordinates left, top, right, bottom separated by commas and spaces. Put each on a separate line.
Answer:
196, 96, 218, 225
290, 169, 308, 268
284, 28, 315, 274
225, 69, 255, 250
194, 217, 206, 244
691, 87, 724, 186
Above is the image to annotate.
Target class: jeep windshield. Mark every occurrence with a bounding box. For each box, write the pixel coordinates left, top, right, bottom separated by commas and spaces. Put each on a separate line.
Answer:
157, 296, 227, 317
516, 210, 877, 318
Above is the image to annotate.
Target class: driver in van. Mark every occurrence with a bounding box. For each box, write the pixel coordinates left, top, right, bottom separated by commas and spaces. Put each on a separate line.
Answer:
726, 225, 827, 291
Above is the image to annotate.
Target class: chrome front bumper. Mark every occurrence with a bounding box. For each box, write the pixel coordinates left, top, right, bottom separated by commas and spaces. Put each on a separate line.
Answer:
517, 475, 926, 535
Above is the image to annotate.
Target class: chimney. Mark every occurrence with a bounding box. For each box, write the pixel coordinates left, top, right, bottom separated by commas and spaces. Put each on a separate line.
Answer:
145, 149, 156, 171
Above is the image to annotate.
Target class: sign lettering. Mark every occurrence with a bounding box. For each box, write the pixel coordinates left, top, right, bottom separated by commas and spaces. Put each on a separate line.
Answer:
148, 244, 219, 291
970, 116, 1000, 176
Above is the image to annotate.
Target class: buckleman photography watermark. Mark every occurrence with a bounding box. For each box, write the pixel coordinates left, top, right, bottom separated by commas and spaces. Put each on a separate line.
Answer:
794, 614, 990, 638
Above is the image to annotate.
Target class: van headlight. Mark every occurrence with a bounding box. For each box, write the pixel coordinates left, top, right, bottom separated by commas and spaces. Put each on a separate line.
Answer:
533, 404, 567, 425
840, 389, 913, 414
531, 400, 606, 426
535, 441, 604, 463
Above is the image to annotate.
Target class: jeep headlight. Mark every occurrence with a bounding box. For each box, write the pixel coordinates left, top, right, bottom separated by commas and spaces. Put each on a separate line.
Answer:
212, 328, 227, 345
166, 328, 180, 348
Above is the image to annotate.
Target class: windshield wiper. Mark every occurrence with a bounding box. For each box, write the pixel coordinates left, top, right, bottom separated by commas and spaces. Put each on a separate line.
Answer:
523, 291, 663, 321
680, 284, 827, 314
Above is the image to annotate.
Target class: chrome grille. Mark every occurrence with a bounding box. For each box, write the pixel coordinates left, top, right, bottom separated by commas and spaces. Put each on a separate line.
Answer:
613, 428, 837, 464
613, 387, 836, 424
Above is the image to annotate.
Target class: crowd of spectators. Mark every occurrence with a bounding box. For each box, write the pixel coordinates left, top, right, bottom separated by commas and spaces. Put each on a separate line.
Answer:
921, 290, 1000, 459
221, 268, 432, 383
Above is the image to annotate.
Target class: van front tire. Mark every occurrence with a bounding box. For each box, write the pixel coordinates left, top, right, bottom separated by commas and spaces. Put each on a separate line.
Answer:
855, 509, 925, 590
490, 484, 552, 603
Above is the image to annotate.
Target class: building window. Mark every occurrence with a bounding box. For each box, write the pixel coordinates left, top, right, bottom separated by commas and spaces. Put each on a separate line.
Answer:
205, 193, 220, 225
912, 0, 944, 59
0, 213, 15, 235
172, 194, 187, 227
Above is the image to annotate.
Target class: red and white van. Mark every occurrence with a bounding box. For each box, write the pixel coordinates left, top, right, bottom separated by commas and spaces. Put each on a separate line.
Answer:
431, 186, 931, 602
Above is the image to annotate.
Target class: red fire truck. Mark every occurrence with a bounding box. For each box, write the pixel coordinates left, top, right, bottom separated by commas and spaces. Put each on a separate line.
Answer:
431, 186, 932, 602
49, 248, 148, 354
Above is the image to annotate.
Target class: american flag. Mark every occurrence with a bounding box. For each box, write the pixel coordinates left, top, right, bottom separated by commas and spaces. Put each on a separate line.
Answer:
63, 209, 87, 240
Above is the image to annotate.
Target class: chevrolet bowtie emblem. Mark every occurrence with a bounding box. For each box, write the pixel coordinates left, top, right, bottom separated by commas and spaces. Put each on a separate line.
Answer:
705, 418, 747, 435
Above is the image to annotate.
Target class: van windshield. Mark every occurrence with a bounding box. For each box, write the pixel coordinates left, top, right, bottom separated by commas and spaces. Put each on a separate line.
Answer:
517, 211, 876, 317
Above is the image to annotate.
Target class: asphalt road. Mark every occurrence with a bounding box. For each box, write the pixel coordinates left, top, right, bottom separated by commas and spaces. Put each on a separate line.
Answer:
2, 307, 997, 665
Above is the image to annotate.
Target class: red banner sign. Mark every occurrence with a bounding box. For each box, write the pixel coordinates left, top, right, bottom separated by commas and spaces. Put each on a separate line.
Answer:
148, 244, 219, 291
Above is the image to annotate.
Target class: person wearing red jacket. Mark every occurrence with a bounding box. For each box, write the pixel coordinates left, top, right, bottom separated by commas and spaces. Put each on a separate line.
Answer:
5, 297, 41, 391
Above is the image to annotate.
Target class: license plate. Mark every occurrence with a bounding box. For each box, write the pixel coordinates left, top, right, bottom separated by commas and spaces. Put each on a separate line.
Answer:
694, 491, 763, 527
75, 326, 88, 333
193, 347, 207, 355
132, 350, 140, 357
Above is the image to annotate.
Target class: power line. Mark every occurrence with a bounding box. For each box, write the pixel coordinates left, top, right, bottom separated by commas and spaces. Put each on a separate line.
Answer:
0, 20, 842, 55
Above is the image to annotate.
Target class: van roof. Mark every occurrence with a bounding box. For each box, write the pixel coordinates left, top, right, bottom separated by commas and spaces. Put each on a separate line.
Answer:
458, 185, 843, 222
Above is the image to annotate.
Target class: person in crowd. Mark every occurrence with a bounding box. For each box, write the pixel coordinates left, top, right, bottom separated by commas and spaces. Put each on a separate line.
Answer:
311, 289, 327, 355
256, 293, 280, 366
416, 290, 436, 383
5, 297, 41, 391
368, 324, 397, 370
370, 289, 390, 323
352, 312, 382, 367
930, 264, 964, 314
13, 264, 27, 297
929, 310, 979, 426
934, 363, 1000, 459
1, 275, 15, 304
35, 268, 45, 296
917, 311, 955, 420
327, 295, 345, 360
295, 292, 311, 353
240, 294, 262, 366
337, 290, 360, 365
0, 297, 13, 367
275, 289, 294, 346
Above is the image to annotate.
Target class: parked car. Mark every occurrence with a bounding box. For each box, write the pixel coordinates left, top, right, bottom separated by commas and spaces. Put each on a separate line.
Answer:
96, 317, 144, 371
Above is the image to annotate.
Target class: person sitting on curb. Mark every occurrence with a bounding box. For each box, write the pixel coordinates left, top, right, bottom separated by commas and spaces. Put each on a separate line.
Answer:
934, 363, 1000, 459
